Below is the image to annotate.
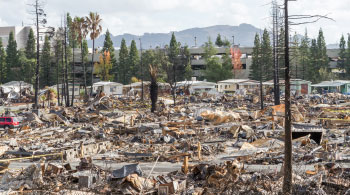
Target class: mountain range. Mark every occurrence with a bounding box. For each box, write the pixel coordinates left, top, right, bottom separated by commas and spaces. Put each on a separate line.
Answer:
87, 23, 261, 49
87, 23, 338, 49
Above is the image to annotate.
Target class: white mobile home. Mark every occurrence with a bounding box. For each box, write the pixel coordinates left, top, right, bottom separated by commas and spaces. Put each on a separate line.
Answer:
217, 79, 250, 93
93, 81, 123, 96
177, 80, 217, 95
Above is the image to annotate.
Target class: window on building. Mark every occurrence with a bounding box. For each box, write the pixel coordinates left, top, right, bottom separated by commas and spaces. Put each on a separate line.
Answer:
242, 64, 247, 69
0, 36, 9, 44
225, 85, 227, 89
110, 87, 116, 92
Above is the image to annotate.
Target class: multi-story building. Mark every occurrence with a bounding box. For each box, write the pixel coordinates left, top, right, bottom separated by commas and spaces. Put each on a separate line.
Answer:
189, 46, 343, 80
0, 26, 48, 49
66, 45, 344, 87
0, 26, 33, 49
189, 46, 253, 79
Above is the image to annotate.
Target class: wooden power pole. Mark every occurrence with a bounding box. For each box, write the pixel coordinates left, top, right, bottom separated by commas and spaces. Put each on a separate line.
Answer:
283, 0, 292, 194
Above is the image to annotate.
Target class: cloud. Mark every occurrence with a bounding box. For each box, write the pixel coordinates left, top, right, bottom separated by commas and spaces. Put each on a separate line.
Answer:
0, 0, 347, 44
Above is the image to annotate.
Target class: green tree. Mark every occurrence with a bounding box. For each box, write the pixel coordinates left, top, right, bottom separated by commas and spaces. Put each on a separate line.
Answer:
153, 48, 168, 82
222, 39, 231, 47
221, 52, 234, 79
169, 33, 179, 64
102, 29, 116, 70
25, 29, 36, 59
128, 40, 139, 78
167, 33, 180, 105
249, 33, 261, 80
202, 38, 233, 82
299, 30, 310, 80
291, 33, 300, 79
308, 39, 319, 82
215, 34, 224, 47
338, 35, 346, 68
317, 29, 329, 69
118, 38, 129, 84
67, 13, 78, 49
141, 49, 155, 81
319, 67, 337, 81
40, 35, 52, 87
6, 31, 18, 82
260, 29, 273, 81
184, 64, 193, 81
18, 50, 35, 84
346, 35, 350, 79
0, 38, 6, 83
94, 50, 113, 81
182, 45, 192, 80
82, 40, 89, 64
203, 37, 217, 59
338, 35, 346, 78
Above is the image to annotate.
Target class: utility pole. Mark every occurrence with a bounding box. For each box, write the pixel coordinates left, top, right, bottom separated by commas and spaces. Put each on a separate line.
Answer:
139, 38, 144, 101
283, 0, 292, 194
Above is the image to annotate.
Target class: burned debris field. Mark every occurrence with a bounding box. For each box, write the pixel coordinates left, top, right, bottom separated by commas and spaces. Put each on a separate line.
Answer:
0, 92, 349, 194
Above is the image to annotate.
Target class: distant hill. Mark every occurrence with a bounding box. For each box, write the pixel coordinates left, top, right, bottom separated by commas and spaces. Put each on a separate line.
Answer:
87, 23, 262, 49
327, 43, 339, 49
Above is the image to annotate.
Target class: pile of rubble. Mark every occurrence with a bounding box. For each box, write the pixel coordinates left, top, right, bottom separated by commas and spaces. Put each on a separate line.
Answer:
0, 93, 349, 194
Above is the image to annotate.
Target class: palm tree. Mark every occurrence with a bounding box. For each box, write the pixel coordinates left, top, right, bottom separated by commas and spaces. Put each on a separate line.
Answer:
73, 17, 88, 95
85, 12, 102, 96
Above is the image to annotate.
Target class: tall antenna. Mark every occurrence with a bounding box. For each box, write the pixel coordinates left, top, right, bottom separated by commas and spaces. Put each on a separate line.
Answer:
28, 0, 54, 109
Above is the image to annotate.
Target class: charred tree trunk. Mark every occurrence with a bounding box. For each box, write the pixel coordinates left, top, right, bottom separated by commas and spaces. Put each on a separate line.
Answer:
81, 41, 87, 96
71, 41, 75, 106
56, 51, 60, 106
273, 0, 280, 105
61, 40, 65, 105
64, 25, 70, 107
139, 38, 144, 102
259, 43, 264, 110
34, 3, 40, 109
149, 65, 158, 113
90, 34, 95, 97
172, 59, 176, 107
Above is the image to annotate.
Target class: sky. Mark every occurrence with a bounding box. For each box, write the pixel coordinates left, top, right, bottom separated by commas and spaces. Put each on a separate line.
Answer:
0, 0, 347, 44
